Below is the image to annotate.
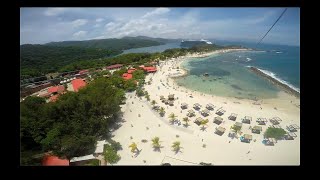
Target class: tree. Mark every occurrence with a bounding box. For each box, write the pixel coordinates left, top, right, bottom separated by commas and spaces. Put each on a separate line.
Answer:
104, 144, 121, 164
129, 142, 138, 153
182, 117, 190, 127
172, 141, 182, 153
168, 113, 177, 124
264, 127, 287, 140
231, 125, 242, 134
145, 94, 150, 101
200, 119, 209, 131
151, 100, 157, 107
151, 137, 161, 151
108, 139, 122, 151
159, 107, 165, 117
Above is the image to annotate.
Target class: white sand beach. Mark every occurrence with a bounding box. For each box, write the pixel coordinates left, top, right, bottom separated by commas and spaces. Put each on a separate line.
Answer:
111, 49, 300, 165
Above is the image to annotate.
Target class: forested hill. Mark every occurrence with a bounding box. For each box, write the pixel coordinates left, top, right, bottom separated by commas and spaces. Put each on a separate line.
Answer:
20, 37, 165, 79
45, 37, 164, 50
20, 45, 117, 79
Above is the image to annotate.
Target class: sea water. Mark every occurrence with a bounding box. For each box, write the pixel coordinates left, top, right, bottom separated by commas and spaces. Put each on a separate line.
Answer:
175, 44, 300, 99
121, 41, 300, 99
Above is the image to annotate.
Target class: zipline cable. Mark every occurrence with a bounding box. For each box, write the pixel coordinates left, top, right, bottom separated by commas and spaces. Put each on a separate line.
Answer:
257, 8, 288, 46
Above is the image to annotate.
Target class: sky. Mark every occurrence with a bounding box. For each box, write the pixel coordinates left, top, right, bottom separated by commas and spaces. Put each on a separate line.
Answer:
20, 8, 300, 46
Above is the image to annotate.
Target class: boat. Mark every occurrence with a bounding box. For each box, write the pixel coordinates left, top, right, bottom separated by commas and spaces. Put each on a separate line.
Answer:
180, 39, 213, 48
203, 73, 209, 76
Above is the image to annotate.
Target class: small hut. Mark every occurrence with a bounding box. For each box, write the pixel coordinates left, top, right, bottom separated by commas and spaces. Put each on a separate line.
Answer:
187, 109, 195, 117
252, 126, 263, 134
215, 126, 226, 136
228, 130, 237, 139
201, 109, 210, 117
160, 95, 165, 101
234, 122, 243, 128
286, 124, 299, 132
263, 138, 276, 146
168, 94, 175, 101
270, 117, 282, 125
241, 134, 252, 143
206, 103, 215, 110
215, 108, 226, 116
193, 103, 201, 110
169, 100, 174, 106
284, 132, 297, 140
228, 113, 237, 121
213, 116, 223, 125
256, 118, 267, 125
194, 117, 203, 126
181, 103, 188, 109
242, 116, 252, 124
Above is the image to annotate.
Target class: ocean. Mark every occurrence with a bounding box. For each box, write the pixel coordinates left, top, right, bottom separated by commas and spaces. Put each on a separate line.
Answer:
121, 40, 300, 99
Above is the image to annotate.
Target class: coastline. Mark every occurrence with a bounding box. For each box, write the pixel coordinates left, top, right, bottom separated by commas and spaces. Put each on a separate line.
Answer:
248, 67, 300, 98
110, 47, 300, 165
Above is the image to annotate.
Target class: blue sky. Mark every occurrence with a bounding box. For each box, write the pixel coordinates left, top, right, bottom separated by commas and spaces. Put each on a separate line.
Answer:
20, 8, 300, 46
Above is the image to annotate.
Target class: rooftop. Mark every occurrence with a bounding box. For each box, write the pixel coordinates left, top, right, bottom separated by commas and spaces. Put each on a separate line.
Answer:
122, 73, 133, 80
71, 79, 87, 92
42, 155, 69, 166
47, 86, 65, 94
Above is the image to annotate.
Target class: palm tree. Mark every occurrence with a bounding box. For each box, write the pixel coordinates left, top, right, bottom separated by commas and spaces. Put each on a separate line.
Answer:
145, 94, 150, 101
129, 142, 138, 153
182, 117, 190, 127
151, 137, 161, 150
172, 141, 182, 153
151, 100, 157, 107
168, 113, 177, 124
159, 107, 165, 117
200, 119, 209, 131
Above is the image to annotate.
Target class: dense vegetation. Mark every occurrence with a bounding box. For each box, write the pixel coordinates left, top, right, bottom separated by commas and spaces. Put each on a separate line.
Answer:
20, 77, 128, 165
21, 37, 165, 79
264, 127, 287, 139
20, 45, 117, 79
45, 37, 164, 51
104, 143, 121, 164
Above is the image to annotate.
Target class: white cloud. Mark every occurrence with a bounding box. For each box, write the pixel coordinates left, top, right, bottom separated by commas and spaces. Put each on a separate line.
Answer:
44, 8, 67, 16
96, 18, 104, 22
71, 19, 88, 28
73, 30, 87, 37
142, 8, 170, 18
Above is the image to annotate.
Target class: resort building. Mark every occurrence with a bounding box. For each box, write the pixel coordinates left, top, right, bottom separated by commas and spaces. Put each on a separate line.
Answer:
140, 66, 157, 73
79, 69, 89, 75
48, 85, 65, 94
122, 73, 133, 80
106, 64, 123, 70
70, 154, 98, 166
71, 79, 87, 92
127, 68, 137, 74
42, 155, 69, 166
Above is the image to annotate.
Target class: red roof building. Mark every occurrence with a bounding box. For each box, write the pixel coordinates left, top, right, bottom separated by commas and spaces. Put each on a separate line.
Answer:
142, 66, 157, 73
48, 86, 65, 94
127, 68, 137, 74
106, 64, 123, 70
71, 79, 87, 92
42, 155, 69, 166
79, 69, 89, 74
122, 73, 133, 80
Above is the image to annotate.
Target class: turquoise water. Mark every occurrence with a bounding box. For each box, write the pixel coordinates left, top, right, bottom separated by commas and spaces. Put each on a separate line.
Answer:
175, 52, 280, 99
120, 41, 300, 99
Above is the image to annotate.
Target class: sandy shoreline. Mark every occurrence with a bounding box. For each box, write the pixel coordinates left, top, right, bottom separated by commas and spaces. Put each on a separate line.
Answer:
111, 49, 300, 165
